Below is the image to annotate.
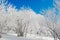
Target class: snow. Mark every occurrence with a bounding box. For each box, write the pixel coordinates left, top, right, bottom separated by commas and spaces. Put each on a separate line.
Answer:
0, 33, 54, 40
26, 33, 54, 40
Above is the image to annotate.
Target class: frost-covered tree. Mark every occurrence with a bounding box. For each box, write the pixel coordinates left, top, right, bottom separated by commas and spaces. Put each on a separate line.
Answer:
0, 0, 8, 38
39, 0, 60, 40
41, 8, 60, 40
53, 0, 60, 40
15, 8, 36, 37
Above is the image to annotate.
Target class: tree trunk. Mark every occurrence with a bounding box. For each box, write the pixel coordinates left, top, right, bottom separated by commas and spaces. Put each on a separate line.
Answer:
0, 32, 2, 38
54, 37, 58, 40
17, 32, 24, 37
0, 35, 2, 38
20, 32, 23, 37
54, 34, 58, 40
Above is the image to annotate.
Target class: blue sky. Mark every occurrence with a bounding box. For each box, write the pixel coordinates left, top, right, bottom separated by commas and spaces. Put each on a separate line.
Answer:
7, 0, 53, 13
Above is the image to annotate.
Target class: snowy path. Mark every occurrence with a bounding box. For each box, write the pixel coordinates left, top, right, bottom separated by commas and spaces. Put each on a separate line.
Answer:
0, 34, 54, 40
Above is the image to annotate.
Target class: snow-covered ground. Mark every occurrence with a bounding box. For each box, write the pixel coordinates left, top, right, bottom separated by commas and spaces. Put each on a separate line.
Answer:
0, 33, 54, 40
26, 33, 54, 40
